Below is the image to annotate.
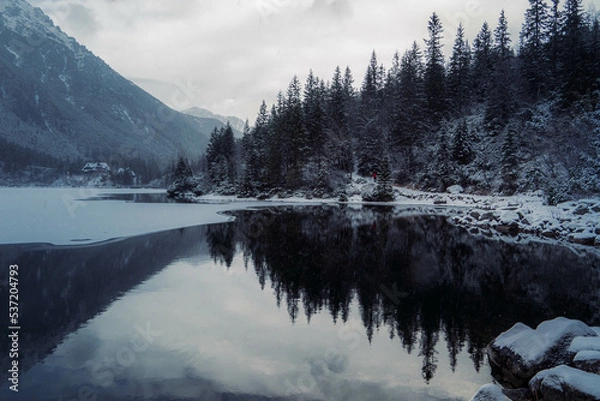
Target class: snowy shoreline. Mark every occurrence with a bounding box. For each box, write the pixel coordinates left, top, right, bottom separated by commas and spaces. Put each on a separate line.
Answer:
1, 186, 599, 250
196, 185, 600, 250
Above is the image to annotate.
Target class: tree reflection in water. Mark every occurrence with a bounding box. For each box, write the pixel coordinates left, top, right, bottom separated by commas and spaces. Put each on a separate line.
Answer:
207, 205, 600, 383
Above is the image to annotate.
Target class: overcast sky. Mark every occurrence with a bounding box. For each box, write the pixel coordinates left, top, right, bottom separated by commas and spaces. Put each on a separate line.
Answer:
29, 0, 597, 122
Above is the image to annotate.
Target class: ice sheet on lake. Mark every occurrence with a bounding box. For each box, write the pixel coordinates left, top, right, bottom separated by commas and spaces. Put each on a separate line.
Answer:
0, 188, 269, 246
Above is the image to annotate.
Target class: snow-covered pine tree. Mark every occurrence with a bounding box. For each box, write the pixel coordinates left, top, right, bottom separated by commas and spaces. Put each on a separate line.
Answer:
327, 66, 353, 173
357, 51, 385, 177
370, 156, 395, 202
167, 156, 201, 199
520, 0, 550, 98
452, 120, 474, 165
559, 0, 588, 105
472, 22, 494, 101
435, 129, 452, 190
486, 10, 517, 130
501, 130, 519, 193
448, 23, 471, 113
424, 13, 446, 123
282, 76, 307, 189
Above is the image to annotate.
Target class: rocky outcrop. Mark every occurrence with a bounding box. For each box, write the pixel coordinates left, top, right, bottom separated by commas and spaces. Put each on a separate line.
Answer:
487, 317, 597, 387
474, 317, 600, 401
573, 351, 600, 373
529, 365, 600, 401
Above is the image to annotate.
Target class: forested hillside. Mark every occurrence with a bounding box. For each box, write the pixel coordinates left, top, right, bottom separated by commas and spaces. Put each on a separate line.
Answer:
186, 0, 600, 202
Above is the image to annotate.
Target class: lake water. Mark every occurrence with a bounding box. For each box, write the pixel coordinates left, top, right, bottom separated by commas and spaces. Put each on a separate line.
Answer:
1, 199, 599, 401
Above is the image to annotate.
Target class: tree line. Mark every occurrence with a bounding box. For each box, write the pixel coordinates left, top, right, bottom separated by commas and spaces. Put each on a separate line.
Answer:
175, 0, 600, 198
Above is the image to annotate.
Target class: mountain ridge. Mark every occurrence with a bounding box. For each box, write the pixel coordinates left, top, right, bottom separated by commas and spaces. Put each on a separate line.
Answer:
182, 106, 246, 135
0, 0, 220, 171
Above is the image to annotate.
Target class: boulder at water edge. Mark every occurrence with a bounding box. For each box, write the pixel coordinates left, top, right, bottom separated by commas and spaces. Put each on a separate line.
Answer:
487, 317, 597, 387
469, 384, 508, 401
529, 365, 600, 401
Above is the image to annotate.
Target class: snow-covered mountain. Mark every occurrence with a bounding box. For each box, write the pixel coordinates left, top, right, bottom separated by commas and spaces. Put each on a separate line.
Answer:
182, 107, 246, 136
0, 0, 223, 167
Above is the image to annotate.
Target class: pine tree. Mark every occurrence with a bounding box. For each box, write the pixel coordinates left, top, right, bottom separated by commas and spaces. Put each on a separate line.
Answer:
501, 130, 519, 193
385, 51, 403, 151
343, 66, 355, 99
362, 50, 383, 102
395, 42, 426, 177
472, 22, 494, 100
357, 52, 385, 177
559, 0, 588, 104
494, 10, 512, 59
167, 155, 199, 198
281, 75, 307, 189
520, 0, 550, 98
452, 120, 474, 165
239, 120, 256, 197
424, 13, 446, 122
548, 0, 562, 86
327, 66, 353, 173
448, 23, 471, 113
370, 156, 395, 202
436, 129, 452, 190
487, 11, 517, 130
206, 124, 236, 191
266, 96, 285, 189
172, 156, 193, 186
304, 70, 326, 161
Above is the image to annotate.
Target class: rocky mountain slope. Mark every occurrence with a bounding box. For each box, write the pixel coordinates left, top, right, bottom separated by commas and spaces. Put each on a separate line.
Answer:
0, 0, 221, 168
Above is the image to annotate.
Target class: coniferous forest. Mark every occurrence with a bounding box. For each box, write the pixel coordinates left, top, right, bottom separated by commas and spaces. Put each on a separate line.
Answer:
176, 0, 600, 201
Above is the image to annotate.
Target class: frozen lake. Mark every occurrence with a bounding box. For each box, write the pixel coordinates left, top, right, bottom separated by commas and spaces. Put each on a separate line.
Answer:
1, 189, 599, 400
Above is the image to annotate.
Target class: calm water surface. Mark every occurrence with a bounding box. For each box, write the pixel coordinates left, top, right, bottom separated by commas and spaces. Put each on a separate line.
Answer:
1, 203, 599, 401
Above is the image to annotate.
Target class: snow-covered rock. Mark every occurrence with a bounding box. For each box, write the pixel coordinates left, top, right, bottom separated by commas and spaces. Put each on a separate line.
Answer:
447, 184, 464, 194
468, 384, 508, 401
573, 351, 600, 373
568, 232, 598, 246
487, 317, 597, 387
529, 365, 600, 401
568, 336, 600, 354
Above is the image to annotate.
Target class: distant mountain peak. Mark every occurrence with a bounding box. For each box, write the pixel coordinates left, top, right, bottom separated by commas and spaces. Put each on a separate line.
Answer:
182, 107, 246, 134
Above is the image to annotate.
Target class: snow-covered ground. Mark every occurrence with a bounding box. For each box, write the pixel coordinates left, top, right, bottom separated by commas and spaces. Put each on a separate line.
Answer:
224, 183, 600, 250
1, 186, 599, 249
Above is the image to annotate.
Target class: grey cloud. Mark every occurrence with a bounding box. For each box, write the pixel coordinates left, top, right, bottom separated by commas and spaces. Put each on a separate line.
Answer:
64, 4, 100, 39
310, 0, 353, 19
